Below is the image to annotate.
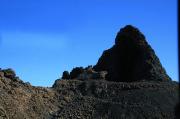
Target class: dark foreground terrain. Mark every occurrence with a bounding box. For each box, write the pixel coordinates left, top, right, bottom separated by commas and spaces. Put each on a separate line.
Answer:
0, 76, 179, 119
0, 25, 179, 119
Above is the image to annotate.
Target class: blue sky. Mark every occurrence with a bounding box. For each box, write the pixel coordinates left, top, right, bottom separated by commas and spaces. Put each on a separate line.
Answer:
0, 0, 178, 86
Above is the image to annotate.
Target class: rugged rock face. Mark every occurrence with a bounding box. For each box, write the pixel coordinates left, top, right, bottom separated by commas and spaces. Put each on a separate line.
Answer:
94, 25, 171, 82
0, 25, 179, 119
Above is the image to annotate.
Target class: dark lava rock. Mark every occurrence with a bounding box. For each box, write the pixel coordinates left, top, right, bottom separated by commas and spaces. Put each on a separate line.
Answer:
62, 71, 70, 79
0, 25, 178, 119
70, 67, 84, 79
51, 80, 179, 119
76, 66, 107, 80
0, 75, 179, 119
94, 25, 171, 82
77, 70, 107, 80
62, 66, 108, 81
2, 68, 16, 79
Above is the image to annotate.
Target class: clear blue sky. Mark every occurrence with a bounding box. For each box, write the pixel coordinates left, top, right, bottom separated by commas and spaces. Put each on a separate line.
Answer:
0, 0, 178, 86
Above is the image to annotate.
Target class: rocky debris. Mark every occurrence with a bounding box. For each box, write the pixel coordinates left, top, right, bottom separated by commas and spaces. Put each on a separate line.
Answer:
98, 71, 108, 79
1, 68, 16, 79
0, 74, 179, 119
77, 70, 107, 80
94, 25, 171, 82
0, 106, 9, 119
0, 72, 58, 119
61, 66, 108, 81
76, 66, 107, 80
0, 71, 4, 78
51, 79, 179, 119
0, 69, 24, 84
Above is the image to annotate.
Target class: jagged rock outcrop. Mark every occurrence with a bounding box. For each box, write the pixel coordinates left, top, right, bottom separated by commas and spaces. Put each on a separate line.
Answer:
62, 71, 70, 79
76, 70, 107, 80
0, 25, 179, 119
94, 25, 171, 82
1, 68, 16, 79
69, 67, 84, 79
61, 66, 108, 81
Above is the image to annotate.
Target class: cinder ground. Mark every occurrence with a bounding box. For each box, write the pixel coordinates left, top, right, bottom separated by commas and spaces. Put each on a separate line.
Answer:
0, 76, 178, 119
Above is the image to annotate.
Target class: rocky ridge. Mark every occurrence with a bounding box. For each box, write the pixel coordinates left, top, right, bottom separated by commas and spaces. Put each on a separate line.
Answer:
0, 25, 179, 119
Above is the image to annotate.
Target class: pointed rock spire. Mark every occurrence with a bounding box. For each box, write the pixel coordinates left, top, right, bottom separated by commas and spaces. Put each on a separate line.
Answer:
93, 25, 171, 82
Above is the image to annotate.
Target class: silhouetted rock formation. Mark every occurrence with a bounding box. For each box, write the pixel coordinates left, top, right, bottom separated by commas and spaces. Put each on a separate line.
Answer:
94, 25, 171, 82
70, 67, 84, 79
0, 25, 178, 119
62, 71, 70, 79
60, 66, 108, 81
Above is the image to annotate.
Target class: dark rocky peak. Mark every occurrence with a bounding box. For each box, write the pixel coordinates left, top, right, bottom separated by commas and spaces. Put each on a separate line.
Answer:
115, 25, 146, 46
94, 25, 171, 82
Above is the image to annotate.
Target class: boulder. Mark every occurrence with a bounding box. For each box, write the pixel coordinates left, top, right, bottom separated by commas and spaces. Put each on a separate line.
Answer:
62, 71, 70, 79
70, 67, 84, 79
2, 68, 16, 79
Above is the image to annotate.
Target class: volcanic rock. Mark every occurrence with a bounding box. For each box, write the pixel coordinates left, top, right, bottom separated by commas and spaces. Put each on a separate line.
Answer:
76, 66, 107, 80
94, 25, 171, 82
0, 74, 179, 119
0, 25, 178, 119
2, 68, 16, 79
77, 70, 107, 80
62, 71, 70, 79
61, 66, 107, 81
70, 67, 84, 79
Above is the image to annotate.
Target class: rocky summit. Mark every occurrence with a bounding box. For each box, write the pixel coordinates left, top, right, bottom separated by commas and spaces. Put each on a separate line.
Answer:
94, 25, 171, 82
0, 25, 179, 119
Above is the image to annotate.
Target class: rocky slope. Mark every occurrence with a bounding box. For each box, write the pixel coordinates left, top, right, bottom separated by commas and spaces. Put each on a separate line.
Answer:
0, 25, 179, 119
